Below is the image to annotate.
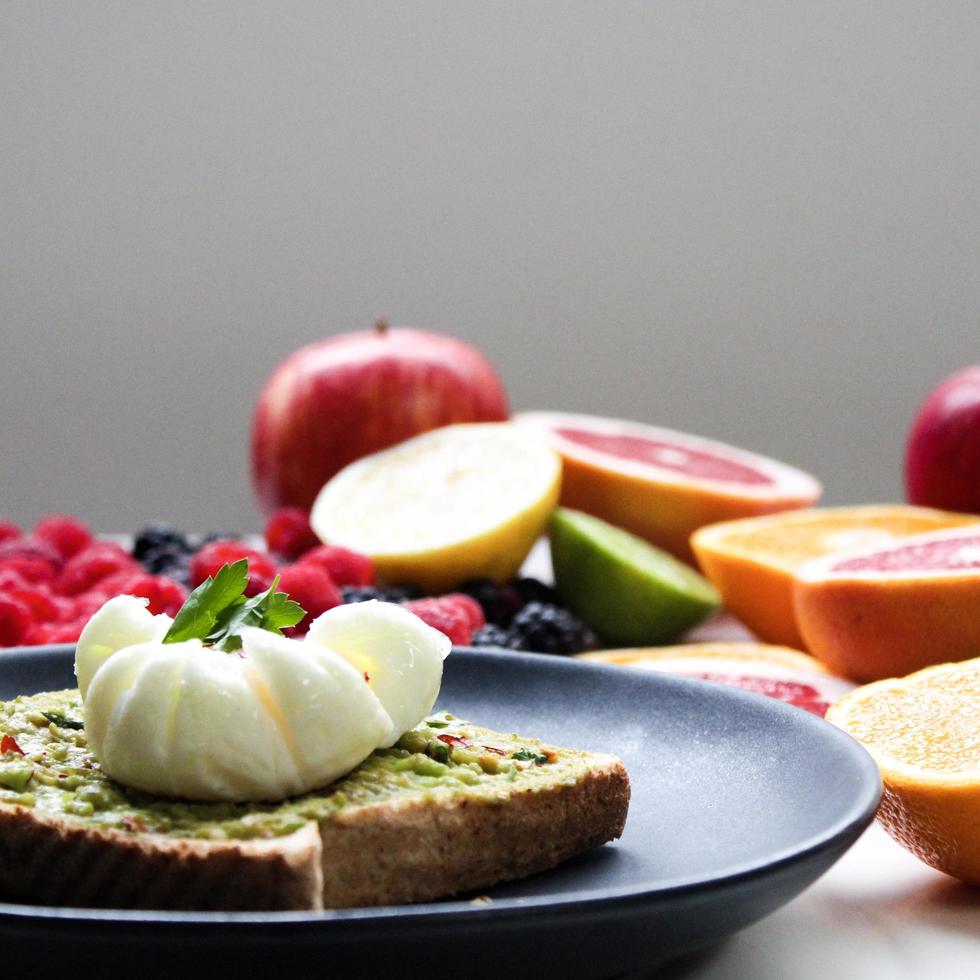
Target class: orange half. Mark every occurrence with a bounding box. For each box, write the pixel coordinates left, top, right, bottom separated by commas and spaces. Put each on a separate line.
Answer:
827, 658, 980, 884
690, 504, 979, 649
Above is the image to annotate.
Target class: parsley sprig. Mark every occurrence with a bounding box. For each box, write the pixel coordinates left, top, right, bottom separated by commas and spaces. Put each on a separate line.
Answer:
163, 559, 306, 652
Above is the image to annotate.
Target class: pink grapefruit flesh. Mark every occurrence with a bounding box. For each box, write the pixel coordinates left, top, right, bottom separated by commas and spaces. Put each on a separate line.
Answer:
516, 412, 822, 563
553, 428, 775, 486
795, 526, 980, 681
579, 642, 853, 716
831, 535, 980, 573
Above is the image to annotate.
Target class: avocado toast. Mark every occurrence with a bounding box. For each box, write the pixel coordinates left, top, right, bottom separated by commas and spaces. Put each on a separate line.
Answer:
0, 690, 629, 910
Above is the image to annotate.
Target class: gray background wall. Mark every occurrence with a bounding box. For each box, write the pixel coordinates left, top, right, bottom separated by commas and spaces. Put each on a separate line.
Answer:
2, 1, 978, 534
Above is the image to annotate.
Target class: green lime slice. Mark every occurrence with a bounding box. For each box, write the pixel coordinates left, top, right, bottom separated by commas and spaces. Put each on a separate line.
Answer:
550, 508, 720, 646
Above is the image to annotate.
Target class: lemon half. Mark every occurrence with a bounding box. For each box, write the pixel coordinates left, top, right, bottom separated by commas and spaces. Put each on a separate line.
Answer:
310, 423, 562, 592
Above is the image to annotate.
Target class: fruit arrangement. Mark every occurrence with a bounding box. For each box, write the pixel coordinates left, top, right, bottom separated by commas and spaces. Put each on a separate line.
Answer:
4, 322, 980, 887
0, 509, 603, 655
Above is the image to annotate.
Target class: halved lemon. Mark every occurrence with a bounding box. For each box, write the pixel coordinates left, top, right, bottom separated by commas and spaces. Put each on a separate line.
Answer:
310, 423, 561, 592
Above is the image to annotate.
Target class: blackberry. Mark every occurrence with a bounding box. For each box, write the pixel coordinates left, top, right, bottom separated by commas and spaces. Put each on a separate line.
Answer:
341, 585, 382, 604
507, 602, 597, 655
141, 543, 191, 583
196, 531, 240, 548
381, 584, 424, 602
469, 623, 514, 649
512, 577, 560, 608
458, 578, 521, 626
341, 584, 423, 604
132, 523, 191, 561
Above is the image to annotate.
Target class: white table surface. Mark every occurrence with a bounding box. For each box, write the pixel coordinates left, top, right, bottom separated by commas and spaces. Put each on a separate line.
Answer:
639, 823, 980, 980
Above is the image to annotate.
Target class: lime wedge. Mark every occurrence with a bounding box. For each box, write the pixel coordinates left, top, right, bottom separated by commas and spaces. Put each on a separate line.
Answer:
550, 508, 720, 645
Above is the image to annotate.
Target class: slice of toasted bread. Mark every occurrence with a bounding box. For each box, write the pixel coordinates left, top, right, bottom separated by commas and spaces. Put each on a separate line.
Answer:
0, 691, 629, 911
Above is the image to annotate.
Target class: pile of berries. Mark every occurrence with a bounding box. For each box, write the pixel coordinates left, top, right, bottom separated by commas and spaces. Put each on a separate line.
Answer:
0, 515, 186, 647
0, 509, 597, 655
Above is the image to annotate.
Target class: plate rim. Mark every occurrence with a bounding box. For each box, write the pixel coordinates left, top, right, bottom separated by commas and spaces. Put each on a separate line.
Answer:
0, 644, 881, 926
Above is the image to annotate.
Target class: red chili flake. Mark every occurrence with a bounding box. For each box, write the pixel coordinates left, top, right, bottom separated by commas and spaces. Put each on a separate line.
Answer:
437, 733, 472, 749
363, 672, 371, 683
0, 735, 25, 756
482, 745, 507, 756
122, 815, 146, 832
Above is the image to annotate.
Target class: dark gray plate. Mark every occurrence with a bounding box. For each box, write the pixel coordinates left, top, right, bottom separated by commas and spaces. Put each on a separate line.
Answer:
0, 645, 879, 978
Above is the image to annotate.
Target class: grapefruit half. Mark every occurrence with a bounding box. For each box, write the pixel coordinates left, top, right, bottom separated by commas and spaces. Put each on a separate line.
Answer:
579, 642, 854, 716
691, 504, 979, 648
794, 525, 980, 682
515, 412, 821, 564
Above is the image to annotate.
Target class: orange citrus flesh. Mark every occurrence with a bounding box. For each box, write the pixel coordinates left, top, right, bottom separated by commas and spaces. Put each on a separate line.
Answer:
827, 659, 980, 885
690, 505, 979, 649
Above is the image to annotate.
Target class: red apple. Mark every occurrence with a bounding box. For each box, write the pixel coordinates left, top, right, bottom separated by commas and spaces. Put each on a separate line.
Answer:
905, 366, 980, 514
251, 322, 510, 514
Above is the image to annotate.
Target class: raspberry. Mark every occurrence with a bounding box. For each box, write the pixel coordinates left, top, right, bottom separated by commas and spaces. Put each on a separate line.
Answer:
56, 542, 138, 596
299, 545, 374, 588
0, 537, 62, 577
188, 540, 278, 596
7, 588, 58, 624
0, 597, 31, 646
0, 567, 28, 591
26, 619, 86, 645
105, 572, 188, 616
21, 622, 54, 645
0, 522, 21, 544
264, 508, 319, 561
439, 593, 486, 632
403, 598, 473, 646
60, 544, 133, 593
68, 593, 111, 622
0, 556, 57, 585
277, 564, 342, 634
34, 515, 92, 560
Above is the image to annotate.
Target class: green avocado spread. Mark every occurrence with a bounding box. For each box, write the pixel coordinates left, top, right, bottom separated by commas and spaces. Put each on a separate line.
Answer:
0, 690, 593, 842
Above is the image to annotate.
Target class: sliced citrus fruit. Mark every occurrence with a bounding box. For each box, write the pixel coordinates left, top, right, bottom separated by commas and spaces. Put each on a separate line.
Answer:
309, 423, 561, 593
794, 525, 980, 682
691, 504, 978, 649
549, 508, 719, 646
827, 658, 980, 884
580, 642, 854, 716
515, 411, 821, 564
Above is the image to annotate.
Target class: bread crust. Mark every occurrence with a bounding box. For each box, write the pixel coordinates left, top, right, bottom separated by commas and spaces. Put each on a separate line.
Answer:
319, 754, 630, 908
0, 807, 322, 911
0, 751, 629, 911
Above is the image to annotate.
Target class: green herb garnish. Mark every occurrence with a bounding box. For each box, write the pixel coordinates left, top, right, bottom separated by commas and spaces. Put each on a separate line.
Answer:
41, 711, 84, 731
163, 560, 306, 652
511, 747, 549, 765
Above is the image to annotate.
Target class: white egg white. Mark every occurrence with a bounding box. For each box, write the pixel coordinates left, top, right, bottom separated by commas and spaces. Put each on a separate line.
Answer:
75, 596, 449, 801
